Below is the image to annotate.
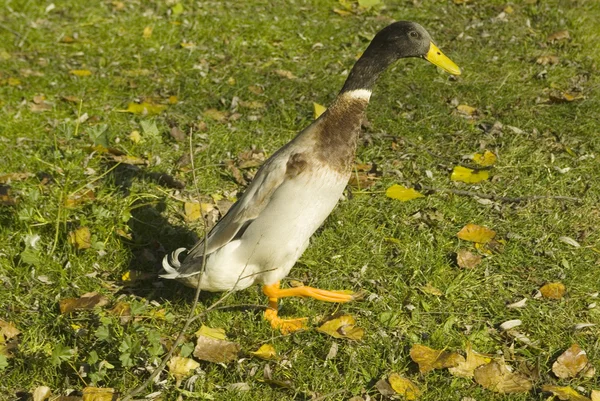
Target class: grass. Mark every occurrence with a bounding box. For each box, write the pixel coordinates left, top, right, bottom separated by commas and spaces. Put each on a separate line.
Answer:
1, 0, 599, 399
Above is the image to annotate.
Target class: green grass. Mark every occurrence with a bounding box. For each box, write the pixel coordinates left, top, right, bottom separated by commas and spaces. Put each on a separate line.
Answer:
1, 0, 599, 399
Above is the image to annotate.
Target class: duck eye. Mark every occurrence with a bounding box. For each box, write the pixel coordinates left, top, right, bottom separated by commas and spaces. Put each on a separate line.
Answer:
409, 31, 419, 39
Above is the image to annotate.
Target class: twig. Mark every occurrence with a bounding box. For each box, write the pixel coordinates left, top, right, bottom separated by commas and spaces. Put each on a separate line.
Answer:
420, 185, 582, 203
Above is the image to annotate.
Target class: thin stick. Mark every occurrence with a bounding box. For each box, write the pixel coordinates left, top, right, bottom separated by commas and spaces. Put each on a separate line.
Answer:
420, 185, 582, 203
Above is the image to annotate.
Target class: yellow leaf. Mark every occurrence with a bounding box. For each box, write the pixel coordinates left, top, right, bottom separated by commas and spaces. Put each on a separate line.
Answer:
504, 5, 514, 13
143, 26, 153, 39
196, 324, 226, 340
474, 361, 533, 393
591, 390, 600, 401
409, 344, 465, 373
250, 344, 277, 360
449, 343, 492, 378
542, 385, 591, 401
82, 387, 116, 401
0, 320, 20, 340
180, 41, 196, 49
419, 283, 442, 296
552, 344, 589, 379
388, 373, 421, 400
184, 202, 214, 222
168, 356, 200, 380
121, 101, 166, 115
7, 77, 21, 86
69, 69, 92, 77
385, 185, 425, 201
59, 292, 108, 314
68, 226, 92, 250
33, 386, 52, 401
457, 224, 496, 243
456, 104, 477, 116
121, 270, 154, 282
540, 282, 566, 299
168, 95, 178, 104
333, 8, 353, 16
450, 166, 489, 183
313, 102, 327, 119
128, 130, 142, 143
472, 150, 497, 166
203, 108, 227, 122
317, 315, 364, 340
65, 189, 96, 208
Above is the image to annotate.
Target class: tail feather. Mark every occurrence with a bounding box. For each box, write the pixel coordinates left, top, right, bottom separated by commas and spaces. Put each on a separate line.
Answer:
160, 248, 189, 279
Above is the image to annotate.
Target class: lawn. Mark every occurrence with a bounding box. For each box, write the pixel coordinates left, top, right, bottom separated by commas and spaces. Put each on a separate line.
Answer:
1, 0, 599, 400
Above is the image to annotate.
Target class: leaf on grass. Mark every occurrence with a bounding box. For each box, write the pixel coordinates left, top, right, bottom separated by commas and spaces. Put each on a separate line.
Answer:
250, 344, 277, 360
143, 26, 153, 39
419, 283, 442, 296
472, 150, 497, 167
109, 154, 149, 166
451, 166, 489, 183
196, 325, 226, 340
170, 126, 186, 142
388, 373, 420, 400
333, 8, 353, 16
449, 343, 492, 378
7, 77, 21, 86
81, 387, 117, 401
193, 334, 240, 363
456, 249, 482, 269
33, 386, 52, 401
317, 315, 364, 340
0, 185, 17, 206
0, 173, 34, 184
456, 104, 477, 116
474, 360, 532, 393
203, 108, 228, 122
386, 185, 425, 201
59, 292, 109, 314
552, 344, 589, 379
0, 320, 20, 340
109, 302, 131, 324
375, 378, 396, 396
549, 91, 584, 103
591, 390, 600, 401
121, 101, 166, 115
548, 30, 570, 42
168, 356, 199, 380
457, 224, 496, 243
559, 236, 581, 248
128, 130, 141, 143
313, 102, 326, 119
65, 189, 96, 208
274, 69, 296, 79
409, 344, 464, 373
68, 226, 91, 250
171, 3, 184, 15
184, 202, 215, 222
121, 270, 154, 282
542, 385, 591, 401
536, 55, 559, 65
540, 282, 566, 299
69, 69, 92, 77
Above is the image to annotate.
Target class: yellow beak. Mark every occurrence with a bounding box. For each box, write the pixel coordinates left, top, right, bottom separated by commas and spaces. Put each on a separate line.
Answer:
424, 42, 461, 75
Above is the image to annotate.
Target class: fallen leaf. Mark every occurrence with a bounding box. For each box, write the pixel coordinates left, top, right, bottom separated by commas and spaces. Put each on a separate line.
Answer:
60, 35, 76, 43
171, 2, 184, 15
143, 26, 153, 39
499, 319, 522, 331
69, 69, 92, 77
248, 85, 264, 94
33, 386, 52, 401
548, 30, 570, 42
82, 387, 117, 401
456, 249, 482, 269
274, 69, 296, 79
170, 126, 186, 142
457, 224, 496, 243
536, 55, 559, 65
317, 315, 364, 340
250, 344, 277, 360
168, 356, 200, 380
196, 325, 226, 340
128, 130, 141, 143
121, 101, 166, 115
419, 283, 442, 296
542, 385, 591, 401
449, 343, 492, 378
409, 344, 464, 373
456, 104, 477, 116
0, 185, 17, 206
7, 77, 21, 86
385, 185, 425, 201
203, 108, 228, 122
193, 335, 240, 363
549, 91, 584, 103
68, 227, 91, 250
313, 102, 327, 119
121, 270, 154, 282
388, 373, 421, 400
559, 236, 581, 248
591, 390, 600, 401
0, 320, 20, 340
333, 8, 353, 16
451, 166, 489, 183
59, 292, 109, 314
474, 360, 533, 393
109, 302, 131, 324
472, 150, 497, 167
552, 344, 589, 379
0, 173, 34, 184
540, 282, 566, 299
507, 298, 527, 309
108, 154, 149, 166
375, 378, 396, 397
184, 202, 215, 222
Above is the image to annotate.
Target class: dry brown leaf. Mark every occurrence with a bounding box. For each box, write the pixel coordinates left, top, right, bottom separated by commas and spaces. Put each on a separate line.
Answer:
0, 184, 17, 206
456, 249, 482, 269
474, 361, 532, 393
250, 344, 277, 360
542, 385, 591, 401
536, 55, 559, 65
591, 390, 600, 401
449, 343, 492, 378
109, 302, 132, 324
552, 344, 589, 379
540, 282, 566, 299
451, 166, 489, 183
193, 335, 240, 363
375, 378, 396, 396
0, 172, 34, 184
203, 108, 228, 122
170, 126, 186, 142
81, 387, 117, 401
274, 69, 296, 79
548, 30, 570, 42
388, 373, 421, 400
317, 315, 364, 340
0, 320, 20, 340
419, 283, 443, 296
457, 224, 496, 243
59, 292, 109, 314
65, 189, 96, 208
409, 344, 464, 373
168, 356, 200, 380
68, 227, 91, 250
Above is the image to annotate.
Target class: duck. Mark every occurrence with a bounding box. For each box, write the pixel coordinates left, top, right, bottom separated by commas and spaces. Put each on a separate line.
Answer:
162, 20, 461, 334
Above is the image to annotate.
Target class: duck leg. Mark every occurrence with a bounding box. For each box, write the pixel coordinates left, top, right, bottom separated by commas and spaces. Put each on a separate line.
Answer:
262, 281, 357, 334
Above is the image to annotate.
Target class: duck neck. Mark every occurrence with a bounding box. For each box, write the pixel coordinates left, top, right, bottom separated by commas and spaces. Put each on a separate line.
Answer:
340, 44, 397, 94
